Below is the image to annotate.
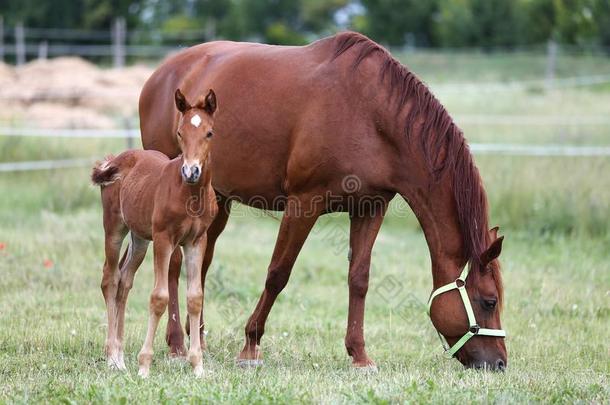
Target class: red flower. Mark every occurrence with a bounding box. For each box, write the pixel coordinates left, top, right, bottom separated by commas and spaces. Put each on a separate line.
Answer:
43, 259, 54, 269
0, 242, 5, 251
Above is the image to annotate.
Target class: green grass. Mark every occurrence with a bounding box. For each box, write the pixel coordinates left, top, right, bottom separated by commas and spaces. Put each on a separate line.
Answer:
1, 50, 609, 403
0, 166, 608, 403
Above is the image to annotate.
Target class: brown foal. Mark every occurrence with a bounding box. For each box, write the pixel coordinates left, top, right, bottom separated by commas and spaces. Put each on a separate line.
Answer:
92, 89, 218, 377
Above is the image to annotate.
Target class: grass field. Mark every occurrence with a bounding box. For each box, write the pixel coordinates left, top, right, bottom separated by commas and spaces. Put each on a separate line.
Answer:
1, 49, 609, 403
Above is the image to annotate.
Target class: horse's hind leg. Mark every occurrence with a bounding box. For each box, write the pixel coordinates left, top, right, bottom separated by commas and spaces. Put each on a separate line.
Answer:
115, 233, 149, 369
101, 223, 127, 369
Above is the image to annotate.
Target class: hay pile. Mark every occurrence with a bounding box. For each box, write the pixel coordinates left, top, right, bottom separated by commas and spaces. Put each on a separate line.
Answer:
0, 57, 154, 129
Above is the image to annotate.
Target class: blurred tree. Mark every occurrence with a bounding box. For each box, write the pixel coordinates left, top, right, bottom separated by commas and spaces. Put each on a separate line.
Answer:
0, 0, 609, 49
359, 0, 439, 46
593, 0, 610, 48
554, 0, 597, 45
521, 0, 558, 43
433, 0, 475, 47
434, 0, 525, 48
301, 0, 349, 32
0, 0, 144, 30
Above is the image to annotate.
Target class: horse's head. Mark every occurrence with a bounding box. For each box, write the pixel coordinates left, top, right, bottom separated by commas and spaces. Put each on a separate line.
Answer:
429, 227, 507, 371
174, 88, 217, 184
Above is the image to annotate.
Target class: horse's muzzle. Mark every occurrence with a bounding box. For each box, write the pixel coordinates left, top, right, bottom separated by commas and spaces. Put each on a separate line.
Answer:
181, 163, 201, 184
467, 357, 506, 371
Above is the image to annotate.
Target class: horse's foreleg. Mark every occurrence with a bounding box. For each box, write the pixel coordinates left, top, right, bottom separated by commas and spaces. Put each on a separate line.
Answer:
192, 195, 231, 351
138, 234, 172, 378
184, 237, 206, 377
345, 204, 387, 369
165, 248, 185, 357
237, 200, 319, 366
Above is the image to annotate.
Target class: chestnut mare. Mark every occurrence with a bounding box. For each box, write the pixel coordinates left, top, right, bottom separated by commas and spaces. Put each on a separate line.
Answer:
92, 89, 218, 377
139, 32, 507, 370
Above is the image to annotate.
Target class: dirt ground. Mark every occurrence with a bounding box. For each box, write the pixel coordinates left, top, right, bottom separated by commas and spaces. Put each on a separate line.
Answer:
0, 57, 154, 129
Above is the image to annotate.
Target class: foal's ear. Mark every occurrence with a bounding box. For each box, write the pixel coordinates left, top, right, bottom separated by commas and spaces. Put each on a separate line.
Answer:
480, 236, 504, 266
202, 89, 217, 116
175, 89, 190, 113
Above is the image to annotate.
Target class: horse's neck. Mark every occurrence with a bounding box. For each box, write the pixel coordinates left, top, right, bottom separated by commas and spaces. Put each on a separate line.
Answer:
402, 180, 467, 287
386, 126, 467, 287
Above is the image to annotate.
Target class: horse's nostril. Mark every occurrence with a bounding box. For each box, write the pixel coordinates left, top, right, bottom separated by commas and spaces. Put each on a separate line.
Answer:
192, 166, 200, 176
496, 359, 506, 371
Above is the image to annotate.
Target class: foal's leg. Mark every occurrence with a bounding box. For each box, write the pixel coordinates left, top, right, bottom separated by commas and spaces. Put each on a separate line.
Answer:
345, 205, 387, 369
186, 195, 231, 350
183, 237, 206, 377
237, 201, 319, 365
138, 233, 173, 378
165, 248, 186, 357
101, 227, 127, 369
115, 233, 149, 369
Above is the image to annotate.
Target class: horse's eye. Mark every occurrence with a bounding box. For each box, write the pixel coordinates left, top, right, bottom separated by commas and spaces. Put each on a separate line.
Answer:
177, 131, 182, 139
206, 131, 213, 139
483, 298, 497, 310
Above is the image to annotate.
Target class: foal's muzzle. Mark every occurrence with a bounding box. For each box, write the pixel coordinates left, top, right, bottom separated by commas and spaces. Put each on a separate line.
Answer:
181, 162, 201, 184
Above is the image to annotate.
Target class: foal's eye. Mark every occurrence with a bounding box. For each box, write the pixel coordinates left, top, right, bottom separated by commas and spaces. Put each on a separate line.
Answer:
177, 131, 182, 139
206, 131, 213, 139
482, 298, 498, 310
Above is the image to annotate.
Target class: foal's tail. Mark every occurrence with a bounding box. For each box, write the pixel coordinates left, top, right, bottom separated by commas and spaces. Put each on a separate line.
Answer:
91, 155, 121, 186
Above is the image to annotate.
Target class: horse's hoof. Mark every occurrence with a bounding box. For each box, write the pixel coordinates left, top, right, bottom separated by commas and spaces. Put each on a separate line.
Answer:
107, 357, 126, 371
193, 365, 204, 378
236, 358, 264, 368
353, 363, 378, 374
138, 367, 150, 378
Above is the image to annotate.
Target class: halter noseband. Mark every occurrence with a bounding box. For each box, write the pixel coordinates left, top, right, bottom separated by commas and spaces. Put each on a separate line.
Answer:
427, 265, 506, 358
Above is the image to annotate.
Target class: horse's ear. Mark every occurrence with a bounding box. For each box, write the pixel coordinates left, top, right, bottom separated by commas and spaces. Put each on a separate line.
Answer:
489, 226, 500, 240
203, 89, 217, 115
480, 236, 504, 266
175, 89, 190, 113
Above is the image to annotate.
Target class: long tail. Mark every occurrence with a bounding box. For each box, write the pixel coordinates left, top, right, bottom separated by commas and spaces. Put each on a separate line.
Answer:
91, 155, 121, 186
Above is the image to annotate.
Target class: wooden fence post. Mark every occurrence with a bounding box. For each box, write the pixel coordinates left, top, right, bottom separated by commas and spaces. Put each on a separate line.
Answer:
112, 17, 126, 68
38, 41, 48, 60
545, 39, 558, 90
15, 22, 25, 66
123, 116, 134, 149
0, 16, 4, 62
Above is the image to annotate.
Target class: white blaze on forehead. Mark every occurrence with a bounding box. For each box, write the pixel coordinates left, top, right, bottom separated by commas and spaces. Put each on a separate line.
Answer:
190, 114, 202, 128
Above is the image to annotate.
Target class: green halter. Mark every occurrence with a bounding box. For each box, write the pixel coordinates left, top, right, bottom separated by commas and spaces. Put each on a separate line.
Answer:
427, 265, 506, 358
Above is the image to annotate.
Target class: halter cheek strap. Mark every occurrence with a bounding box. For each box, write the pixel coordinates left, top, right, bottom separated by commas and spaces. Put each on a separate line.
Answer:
427, 266, 506, 358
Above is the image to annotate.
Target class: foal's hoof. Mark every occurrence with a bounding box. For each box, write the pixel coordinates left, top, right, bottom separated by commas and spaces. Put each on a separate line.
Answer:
107, 357, 126, 371
193, 364, 204, 378
236, 358, 264, 368
138, 367, 150, 378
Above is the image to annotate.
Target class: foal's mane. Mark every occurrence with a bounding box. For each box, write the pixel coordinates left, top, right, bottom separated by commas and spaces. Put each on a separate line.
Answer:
331, 32, 501, 295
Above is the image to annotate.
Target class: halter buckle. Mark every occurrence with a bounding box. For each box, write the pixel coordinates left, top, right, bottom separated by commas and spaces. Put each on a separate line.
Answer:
469, 325, 480, 335
455, 278, 466, 288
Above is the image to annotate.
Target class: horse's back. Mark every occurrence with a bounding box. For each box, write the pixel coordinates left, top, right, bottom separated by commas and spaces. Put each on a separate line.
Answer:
139, 35, 380, 203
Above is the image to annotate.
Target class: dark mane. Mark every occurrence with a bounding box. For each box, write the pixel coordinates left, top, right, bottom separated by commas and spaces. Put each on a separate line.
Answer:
331, 32, 498, 284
